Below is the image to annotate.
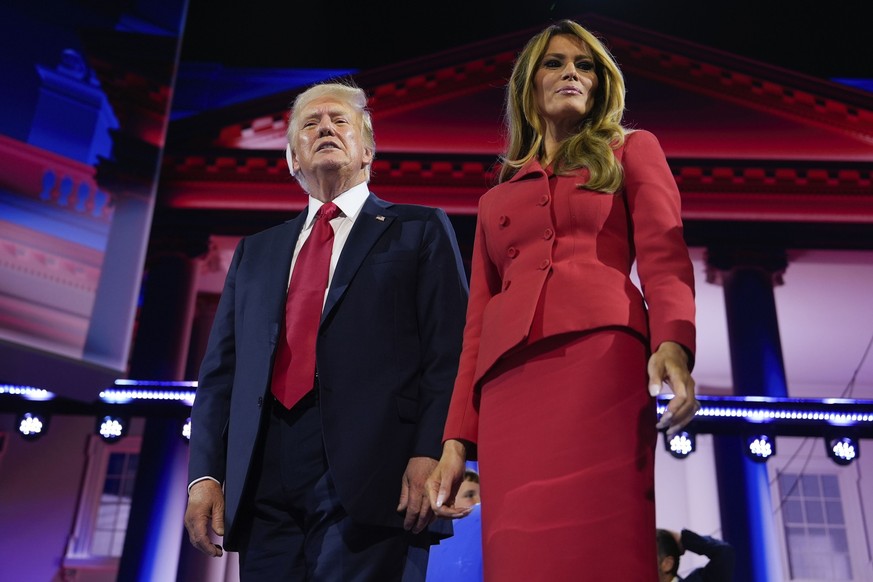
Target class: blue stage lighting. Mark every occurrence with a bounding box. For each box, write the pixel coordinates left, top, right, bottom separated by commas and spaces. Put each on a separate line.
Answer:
97, 415, 128, 443
745, 434, 775, 462
182, 417, 192, 442
2, 384, 55, 401
17, 412, 48, 440
665, 430, 696, 459
102, 379, 197, 406
826, 436, 859, 466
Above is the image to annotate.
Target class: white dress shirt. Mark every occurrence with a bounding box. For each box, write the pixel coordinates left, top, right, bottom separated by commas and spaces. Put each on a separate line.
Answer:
290, 181, 370, 306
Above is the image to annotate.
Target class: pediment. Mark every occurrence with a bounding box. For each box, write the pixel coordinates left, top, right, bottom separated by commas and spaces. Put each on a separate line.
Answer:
169, 16, 872, 157
162, 15, 873, 226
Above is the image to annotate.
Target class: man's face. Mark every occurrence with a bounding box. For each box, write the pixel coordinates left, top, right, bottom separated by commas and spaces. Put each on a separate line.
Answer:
456, 479, 481, 509
290, 96, 373, 184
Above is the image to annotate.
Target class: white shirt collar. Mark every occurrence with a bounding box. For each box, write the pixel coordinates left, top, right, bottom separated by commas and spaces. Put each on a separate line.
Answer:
305, 182, 369, 228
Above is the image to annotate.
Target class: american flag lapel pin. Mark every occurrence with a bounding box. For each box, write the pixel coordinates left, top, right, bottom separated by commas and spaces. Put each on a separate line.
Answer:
375, 215, 386, 221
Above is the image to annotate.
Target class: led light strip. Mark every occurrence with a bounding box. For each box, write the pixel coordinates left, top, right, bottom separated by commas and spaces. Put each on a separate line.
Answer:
99, 389, 196, 404
0, 384, 54, 401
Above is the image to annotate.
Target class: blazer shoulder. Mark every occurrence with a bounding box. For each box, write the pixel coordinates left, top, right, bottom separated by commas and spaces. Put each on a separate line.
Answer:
378, 200, 448, 222
620, 128, 663, 154
245, 215, 303, 243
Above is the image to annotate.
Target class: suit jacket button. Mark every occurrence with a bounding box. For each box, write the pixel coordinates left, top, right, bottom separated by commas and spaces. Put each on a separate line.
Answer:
538, 194, 550, 206
498, 215, 509, 227
543, 228, 554, 240
507, 246, 518, 258
539, 259, 551, 270
257, 396, 264, 407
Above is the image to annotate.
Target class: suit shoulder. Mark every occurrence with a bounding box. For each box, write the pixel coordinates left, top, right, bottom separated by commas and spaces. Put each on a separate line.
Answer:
387, 202, 449, 221
244, 217, 300, 243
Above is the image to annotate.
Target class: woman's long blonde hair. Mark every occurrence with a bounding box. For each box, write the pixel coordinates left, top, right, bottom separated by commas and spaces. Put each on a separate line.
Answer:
500, 20, 627, 193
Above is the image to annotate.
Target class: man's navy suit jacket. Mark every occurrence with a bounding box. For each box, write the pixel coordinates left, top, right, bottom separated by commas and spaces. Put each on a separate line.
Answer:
188, 193, 469, 550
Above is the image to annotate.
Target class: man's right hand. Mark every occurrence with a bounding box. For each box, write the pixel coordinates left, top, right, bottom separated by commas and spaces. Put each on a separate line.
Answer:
184, 479, 226, 557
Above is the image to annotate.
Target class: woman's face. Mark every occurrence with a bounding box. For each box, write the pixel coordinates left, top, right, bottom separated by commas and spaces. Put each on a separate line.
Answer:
534, 34, 599, 132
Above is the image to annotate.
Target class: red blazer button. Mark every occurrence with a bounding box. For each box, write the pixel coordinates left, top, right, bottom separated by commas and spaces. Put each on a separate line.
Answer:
543, 228, 554, 240
507, 247, 519, 258
539, 259, 551, 270
498, 215, 509, 226
538, 194, 550, 206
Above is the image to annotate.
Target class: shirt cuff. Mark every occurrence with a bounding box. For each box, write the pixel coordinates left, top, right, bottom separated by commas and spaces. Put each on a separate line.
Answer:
188, 476, 220, 494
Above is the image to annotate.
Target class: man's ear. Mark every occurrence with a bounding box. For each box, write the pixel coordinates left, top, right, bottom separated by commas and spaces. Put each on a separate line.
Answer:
362, 146, 374, 167
285, 144, 297, 176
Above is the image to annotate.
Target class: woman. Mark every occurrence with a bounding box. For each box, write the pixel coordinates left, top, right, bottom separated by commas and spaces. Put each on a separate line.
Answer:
426, 20, 699, 580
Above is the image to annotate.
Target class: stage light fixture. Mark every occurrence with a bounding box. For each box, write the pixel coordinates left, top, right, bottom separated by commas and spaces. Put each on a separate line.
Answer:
96, 415, 129, 443
17, 412, 48, 440
182, 417, 192, 442
745, 434, 775, 462
664, 430, 696, 459
825, 436, 859, 466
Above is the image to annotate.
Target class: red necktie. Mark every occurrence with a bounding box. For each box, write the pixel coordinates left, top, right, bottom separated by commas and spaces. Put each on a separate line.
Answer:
270, 202, 341, 409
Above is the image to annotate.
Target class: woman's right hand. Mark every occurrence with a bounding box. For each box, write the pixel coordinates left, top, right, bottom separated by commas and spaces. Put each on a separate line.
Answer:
426, 439, 473, 519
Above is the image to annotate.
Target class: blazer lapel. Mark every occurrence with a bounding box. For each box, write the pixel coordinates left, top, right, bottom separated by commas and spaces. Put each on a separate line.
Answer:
322, 193, 394, 323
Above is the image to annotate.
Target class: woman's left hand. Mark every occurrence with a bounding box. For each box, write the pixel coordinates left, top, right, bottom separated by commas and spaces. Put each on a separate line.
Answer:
648, 341, 698, 435
426, 439, 473, 519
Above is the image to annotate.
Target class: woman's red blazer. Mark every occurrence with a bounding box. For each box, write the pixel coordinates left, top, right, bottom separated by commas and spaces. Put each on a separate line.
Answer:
444, 130, 697, 445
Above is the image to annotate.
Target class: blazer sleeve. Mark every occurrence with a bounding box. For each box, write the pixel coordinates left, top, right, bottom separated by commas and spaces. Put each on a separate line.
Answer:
622, 130, 697, 365
187, 238, 244, 485
442, 195, 502, 454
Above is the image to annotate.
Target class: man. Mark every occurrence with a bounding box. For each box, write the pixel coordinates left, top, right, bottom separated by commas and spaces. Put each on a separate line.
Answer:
184, 80, 469, 581
657, 528, 735, 582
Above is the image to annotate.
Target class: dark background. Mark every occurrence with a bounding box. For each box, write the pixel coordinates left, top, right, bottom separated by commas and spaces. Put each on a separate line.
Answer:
181, 0, 872, 80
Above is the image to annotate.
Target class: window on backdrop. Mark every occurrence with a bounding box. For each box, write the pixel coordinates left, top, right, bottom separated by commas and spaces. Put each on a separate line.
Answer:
64, 436, 141, 571
778, 471, 852, 580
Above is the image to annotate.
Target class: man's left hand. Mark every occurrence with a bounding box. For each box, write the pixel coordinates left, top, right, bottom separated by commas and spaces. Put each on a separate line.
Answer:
397, 456, 438, 534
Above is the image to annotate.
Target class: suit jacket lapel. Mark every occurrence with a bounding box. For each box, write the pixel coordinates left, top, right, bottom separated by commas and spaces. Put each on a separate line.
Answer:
322, 193, 394, 323
270, 211, 308, 292
265, 212, 307, 342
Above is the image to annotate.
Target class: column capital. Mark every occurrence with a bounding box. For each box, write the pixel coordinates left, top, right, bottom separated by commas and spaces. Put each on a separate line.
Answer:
704, 247, 788, 286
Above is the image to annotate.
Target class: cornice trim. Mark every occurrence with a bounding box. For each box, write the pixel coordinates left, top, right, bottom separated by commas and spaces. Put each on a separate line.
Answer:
160, 153, 873, 222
